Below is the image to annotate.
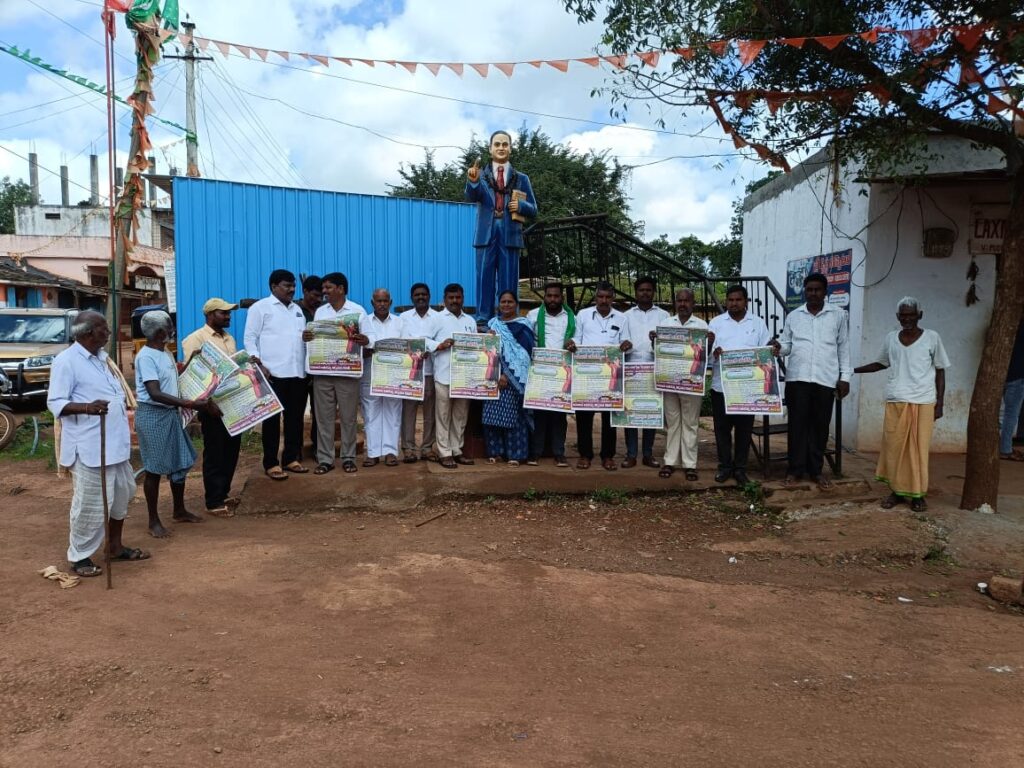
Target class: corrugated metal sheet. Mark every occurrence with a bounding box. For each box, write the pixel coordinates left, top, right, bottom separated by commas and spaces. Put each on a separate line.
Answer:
172, 178, 477, 354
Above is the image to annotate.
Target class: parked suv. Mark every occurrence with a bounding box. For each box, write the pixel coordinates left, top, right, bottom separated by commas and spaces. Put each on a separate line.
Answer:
0, 308, 79, 400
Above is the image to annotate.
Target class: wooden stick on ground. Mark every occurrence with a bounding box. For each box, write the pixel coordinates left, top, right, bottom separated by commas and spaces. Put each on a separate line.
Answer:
415, 511, 448, 528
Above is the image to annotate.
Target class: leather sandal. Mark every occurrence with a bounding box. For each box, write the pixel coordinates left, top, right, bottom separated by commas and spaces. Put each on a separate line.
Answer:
284, 462, 309, 474
576, 458, 591, 469
659, 465, 675, 479
602, 459, 617, 471
440, 457, 457, 469
265, 466, 288, 481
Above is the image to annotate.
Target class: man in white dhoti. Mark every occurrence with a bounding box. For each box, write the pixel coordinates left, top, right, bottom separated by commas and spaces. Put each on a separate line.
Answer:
47, 311, 150, 578
360, 288, 404, 466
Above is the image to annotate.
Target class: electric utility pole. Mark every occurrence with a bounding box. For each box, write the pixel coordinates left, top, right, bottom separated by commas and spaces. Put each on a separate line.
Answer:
164, 18, 211, 177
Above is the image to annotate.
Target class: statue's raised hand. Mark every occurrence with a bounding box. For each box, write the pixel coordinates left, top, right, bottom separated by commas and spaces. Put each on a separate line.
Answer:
467, 158, 480, 183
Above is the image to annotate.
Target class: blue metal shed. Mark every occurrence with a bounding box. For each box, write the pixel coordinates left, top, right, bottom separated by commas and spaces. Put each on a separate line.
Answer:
172, 178, 477, 354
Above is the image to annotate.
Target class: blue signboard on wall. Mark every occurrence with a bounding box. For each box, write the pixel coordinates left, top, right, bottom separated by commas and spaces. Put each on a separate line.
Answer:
786, 248, 852, 310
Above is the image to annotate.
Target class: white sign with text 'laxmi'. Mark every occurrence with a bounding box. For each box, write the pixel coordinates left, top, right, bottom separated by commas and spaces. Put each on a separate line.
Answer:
970, 204, 1009, 255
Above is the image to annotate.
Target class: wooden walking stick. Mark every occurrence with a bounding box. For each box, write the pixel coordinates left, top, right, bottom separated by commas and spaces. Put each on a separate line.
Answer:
99, 411, 112, 590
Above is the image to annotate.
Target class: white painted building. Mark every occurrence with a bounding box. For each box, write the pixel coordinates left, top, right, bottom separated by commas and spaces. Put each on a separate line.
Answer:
742, 135, 1008, 452
14, 204, 174, 250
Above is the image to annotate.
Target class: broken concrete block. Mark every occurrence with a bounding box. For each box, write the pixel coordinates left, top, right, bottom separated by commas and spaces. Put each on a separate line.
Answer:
987, 575, 1024, 605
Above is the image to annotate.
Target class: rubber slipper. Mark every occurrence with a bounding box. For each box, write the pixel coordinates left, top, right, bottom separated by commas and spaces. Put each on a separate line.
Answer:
284, 462, 309, 474
110, 547, 150, 562
265, 466, 288, 481
207, 506, 234, 518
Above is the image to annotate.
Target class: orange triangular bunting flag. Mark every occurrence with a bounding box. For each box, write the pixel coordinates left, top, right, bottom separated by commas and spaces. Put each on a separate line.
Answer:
310, 54, 330, 67
356, 58, 375, 67
214, 40, 231, 56
860, 28, 880, 43
274, 50, 290, 61
707, 40, 729, 56
603, 54, 627, 69
234, 44, 251, 59
733, 91, 756, 110
382, 60, 397, 67
424, 62, 442, 75
546, 60, 570, 72
736, 40, 766, 67
197, 36, 210, 51
444, 62, 464, 76
816, 34, 848, 50
398, 61, 418, 73
955, 24, 987, 52
902, 28, 940, 53
782, 37, 807, 48
527, 60, 544, 68
494, 62, 515, 77
674, 47, 694, 60
469, 63, 489, 77
731, 132, 749, 149
638, 51, 660, 67
960, 63, 983, 85
765, 92, 787, 115
333, 57, 351, 66
578, 56, 600, 67
253, 48, 269, 61
987, 94, 1009, 115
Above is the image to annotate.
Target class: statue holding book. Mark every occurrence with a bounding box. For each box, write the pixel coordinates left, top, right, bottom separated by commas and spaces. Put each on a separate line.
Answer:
466, 130, 538, 322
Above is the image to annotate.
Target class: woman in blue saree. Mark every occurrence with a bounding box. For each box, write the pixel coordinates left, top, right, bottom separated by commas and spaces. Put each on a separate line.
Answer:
484, 291, 535, 466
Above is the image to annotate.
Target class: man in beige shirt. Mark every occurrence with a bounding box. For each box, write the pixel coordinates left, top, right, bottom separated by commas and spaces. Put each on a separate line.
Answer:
181, 298, 240, 516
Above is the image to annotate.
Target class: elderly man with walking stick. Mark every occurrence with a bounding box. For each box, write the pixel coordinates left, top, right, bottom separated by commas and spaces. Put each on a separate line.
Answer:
47, 311, 150, 579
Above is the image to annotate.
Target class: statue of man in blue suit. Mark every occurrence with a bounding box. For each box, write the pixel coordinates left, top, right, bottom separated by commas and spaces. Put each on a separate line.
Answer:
466, 130, 538, 322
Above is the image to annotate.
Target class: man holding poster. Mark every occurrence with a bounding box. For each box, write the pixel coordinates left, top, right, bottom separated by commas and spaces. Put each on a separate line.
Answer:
525, 282, 574, 466
429, 283, 479, 469
360, 288, 404, 468
708, 285, 771, 485
653, 288, 708, 481
567, 282, 632, 470
303, 272, 368, 475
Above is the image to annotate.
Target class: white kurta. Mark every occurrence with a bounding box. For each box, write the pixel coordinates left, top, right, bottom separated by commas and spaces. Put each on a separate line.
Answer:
361, 313, 404, 458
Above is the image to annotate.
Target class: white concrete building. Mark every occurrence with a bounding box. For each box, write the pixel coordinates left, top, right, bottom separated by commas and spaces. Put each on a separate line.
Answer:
14, 205, 174, 250
742, 135, 1008, 452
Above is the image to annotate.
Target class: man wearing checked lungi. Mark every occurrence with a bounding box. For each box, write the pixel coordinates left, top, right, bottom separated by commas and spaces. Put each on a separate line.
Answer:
47, 311, 150, 578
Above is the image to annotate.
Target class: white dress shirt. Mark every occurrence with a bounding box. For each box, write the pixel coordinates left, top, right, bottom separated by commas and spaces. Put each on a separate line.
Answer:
244, 295, 308, 379
778, 303, 852, 388
624, 305, 671, 362
708, 311, 771, 391
430, 309, 479, 385
400, 307, 439, 376
661, 314, 710, 332
361, 312, 403, 348
305, 299, 367, 375
47, 343, 131, 467
526, 306, 571, 350
572, 306, 629, 347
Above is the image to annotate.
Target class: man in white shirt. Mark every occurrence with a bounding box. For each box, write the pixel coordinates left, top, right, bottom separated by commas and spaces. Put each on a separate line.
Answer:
623, 276, 670, 468
47, 311, 149, 578
360, 288, 404, 467
244, 269, 310, 480
773, 272, 851, 490
567, 281, 633, 470
399, 283, 439, 462
708, 284, 771, 485
525, 281, 575, 466
430, 282, 479, 468
655, 288, 708, 481
303, 271, 369, 475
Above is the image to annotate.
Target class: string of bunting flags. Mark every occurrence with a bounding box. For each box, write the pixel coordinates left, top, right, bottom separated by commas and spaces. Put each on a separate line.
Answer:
179, 22, 1006, 78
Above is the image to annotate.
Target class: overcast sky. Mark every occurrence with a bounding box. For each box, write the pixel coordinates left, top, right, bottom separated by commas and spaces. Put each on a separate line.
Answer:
0, 0, 775, 243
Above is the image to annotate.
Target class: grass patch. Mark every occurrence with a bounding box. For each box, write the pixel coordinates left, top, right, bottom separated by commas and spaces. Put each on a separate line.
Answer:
0, 415, 56, 468
241, 430, 262, 454
922, 543, 958, 567
590, 487, 630, 505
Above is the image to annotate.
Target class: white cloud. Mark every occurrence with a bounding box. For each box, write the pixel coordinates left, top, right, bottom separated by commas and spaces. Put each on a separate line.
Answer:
0, 0, 773, 244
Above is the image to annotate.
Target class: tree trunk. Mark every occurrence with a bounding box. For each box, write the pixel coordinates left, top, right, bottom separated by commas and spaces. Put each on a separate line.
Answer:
960, 169, 1024, 511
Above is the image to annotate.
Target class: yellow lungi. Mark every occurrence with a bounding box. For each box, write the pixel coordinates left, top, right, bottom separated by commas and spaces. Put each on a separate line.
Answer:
876, 401, 934, 499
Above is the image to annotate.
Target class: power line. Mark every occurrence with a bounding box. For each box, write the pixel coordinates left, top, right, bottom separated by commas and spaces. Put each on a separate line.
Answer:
207, 55, 307, 186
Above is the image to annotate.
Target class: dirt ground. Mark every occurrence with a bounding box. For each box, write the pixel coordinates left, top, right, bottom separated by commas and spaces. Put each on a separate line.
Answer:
2, 429, 1024, 767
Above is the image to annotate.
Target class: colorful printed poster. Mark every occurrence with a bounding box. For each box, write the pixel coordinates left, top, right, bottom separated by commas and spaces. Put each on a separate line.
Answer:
720, 347, 783, 415
306, 313, 363, 376
524, 348, 573, 413
178, 340, 237, 401
449, 333, 500, 399
571, 345, 624, 411
611, 363, 663, 428
654, 325, 708, 395
211, 351, 284, 437
786, 249, 852, 310
370, 338, 426, 400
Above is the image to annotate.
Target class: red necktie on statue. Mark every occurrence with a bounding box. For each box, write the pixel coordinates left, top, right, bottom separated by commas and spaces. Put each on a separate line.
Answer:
495, 165, 505, 215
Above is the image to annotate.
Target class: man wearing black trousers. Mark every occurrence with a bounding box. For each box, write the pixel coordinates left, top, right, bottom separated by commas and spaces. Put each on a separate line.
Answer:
708, 285, 771, 486
772, 272, 851, 490
182, 298, 243, 514
243, 269, 310, 480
